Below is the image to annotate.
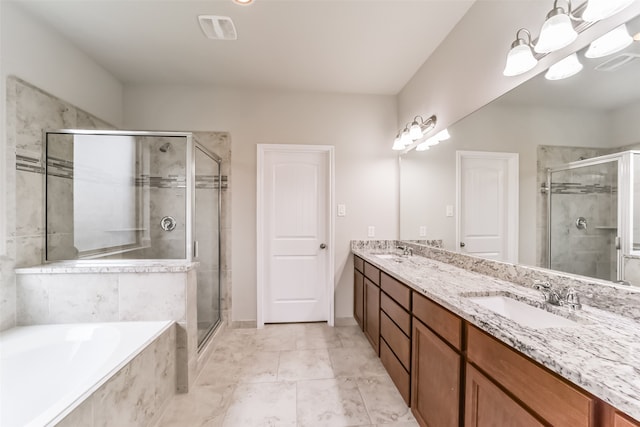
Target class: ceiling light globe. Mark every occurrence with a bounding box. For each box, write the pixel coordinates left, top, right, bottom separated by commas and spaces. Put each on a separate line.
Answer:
400, 131, 412, 147
582, 0, 635, 22
415, 143, 430, 152
545, 53, 583, 81
435, 129, 451, 141
504, 43, 538, 76
585, 24, 633, 58
409, 123, 423, 140
392, 138, 405, 151
534, 11, 578, 54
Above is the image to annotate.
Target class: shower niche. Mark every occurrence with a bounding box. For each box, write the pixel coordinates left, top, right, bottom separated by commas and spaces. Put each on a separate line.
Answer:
45, 130, 222, 347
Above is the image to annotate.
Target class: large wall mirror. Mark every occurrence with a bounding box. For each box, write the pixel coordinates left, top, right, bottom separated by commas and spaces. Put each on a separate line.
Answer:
400, 11, 640, 287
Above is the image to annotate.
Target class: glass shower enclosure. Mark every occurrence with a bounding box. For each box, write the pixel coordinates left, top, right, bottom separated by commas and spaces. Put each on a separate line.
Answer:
547, 151, 640, 283
44, 130, 222, 348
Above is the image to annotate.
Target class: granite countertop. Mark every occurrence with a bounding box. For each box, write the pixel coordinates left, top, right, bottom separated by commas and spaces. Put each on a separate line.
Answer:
352, 248, 640, 421
14, 260, 199, 274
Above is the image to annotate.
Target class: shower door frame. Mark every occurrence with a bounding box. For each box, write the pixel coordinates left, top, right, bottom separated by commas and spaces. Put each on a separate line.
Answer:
192, 142, 223, 350
44, 129, 196, 262
546, 152, 633, 282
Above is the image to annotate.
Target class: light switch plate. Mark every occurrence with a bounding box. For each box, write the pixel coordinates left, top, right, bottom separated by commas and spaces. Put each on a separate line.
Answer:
446, 205, 454, 217
419, 226, 427, 237
337, 204, 346, 217
367, 226, 375, 237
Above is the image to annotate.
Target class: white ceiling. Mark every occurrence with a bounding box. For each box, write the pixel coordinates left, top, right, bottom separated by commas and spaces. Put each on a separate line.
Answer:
14, 0, 476, 95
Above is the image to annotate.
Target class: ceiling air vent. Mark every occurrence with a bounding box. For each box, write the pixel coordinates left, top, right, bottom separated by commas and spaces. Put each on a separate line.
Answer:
595, 53, 640, 72
198, 15, 237, 41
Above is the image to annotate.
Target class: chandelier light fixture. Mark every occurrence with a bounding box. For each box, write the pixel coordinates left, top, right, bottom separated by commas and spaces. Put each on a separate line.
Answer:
585, 24, 634, 58
582, 0, 635, 22
545, 53, 584, 80
534, 0, 578, 54
503, 29, 538, 76
503, 0, 637, 78
392, 115, 450, 152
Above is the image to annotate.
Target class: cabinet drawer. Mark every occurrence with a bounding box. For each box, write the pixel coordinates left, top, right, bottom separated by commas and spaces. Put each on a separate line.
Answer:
364, 262, 380, 286
381, 292, 411, 336
380, 339, 410, 405
412, 292, 462, 350
467, 326, 595, 427
381, 272, 411, 310
354, 255, 364, 273
380, 311, 410, 370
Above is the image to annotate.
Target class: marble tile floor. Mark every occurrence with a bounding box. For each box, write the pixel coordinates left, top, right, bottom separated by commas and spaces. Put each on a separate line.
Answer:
156, 323, 419, 427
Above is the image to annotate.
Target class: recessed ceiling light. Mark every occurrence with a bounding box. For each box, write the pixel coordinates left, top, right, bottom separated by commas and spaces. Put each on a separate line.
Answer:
233, 0, 254, 5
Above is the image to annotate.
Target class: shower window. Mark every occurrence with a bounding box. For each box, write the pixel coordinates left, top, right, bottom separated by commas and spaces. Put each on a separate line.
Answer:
45, 131, 190, 261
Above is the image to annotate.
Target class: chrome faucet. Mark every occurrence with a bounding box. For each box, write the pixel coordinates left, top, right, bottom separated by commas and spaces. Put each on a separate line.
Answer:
533, 281, 582, 309
533, 280, 564, 306
396, 245, 413, 257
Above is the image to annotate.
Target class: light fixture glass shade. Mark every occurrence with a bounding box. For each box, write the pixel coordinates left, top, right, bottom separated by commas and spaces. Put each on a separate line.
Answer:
425, 136, 441, 147
435, 128, 451, 141
503, 43, 538, 76
392, 138, 405, 151
545, 53, 583, 80
534, 11, 578, 54
582, 0, 635, 22
400, 130, 412, 146
409, 122, 423, 140
415, 142, 430, 152
585, 25, 633, 58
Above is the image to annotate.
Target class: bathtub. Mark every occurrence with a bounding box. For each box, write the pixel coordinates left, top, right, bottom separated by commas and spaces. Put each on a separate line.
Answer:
0, 321, 174, 427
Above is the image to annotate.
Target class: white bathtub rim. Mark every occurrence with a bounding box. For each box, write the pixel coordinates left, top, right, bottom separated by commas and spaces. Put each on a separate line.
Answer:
0, 320, 174, 427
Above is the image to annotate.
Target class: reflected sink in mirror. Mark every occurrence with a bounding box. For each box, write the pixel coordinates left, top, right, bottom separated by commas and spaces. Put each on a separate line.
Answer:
465, 293, 581, 329
374, 253, 405, 262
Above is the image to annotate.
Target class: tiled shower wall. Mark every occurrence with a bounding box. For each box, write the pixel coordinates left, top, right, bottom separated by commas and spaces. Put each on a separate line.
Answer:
537, 144, 640, 285
1, 76, 233, 331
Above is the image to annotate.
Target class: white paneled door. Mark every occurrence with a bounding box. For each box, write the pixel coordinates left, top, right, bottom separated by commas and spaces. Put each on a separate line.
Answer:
456, 151, 519, 263
257, 145, 334, 326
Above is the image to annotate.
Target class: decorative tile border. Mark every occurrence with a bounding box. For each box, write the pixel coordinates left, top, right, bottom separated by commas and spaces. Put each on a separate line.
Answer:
551, 182, 617, 195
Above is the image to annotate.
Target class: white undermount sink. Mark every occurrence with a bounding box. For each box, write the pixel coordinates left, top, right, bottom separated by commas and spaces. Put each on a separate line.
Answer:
374, 254, 398, 259
467, 295, 580, 329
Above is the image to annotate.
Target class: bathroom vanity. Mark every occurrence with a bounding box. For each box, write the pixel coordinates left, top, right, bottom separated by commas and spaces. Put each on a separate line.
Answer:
352, 244, 640, 427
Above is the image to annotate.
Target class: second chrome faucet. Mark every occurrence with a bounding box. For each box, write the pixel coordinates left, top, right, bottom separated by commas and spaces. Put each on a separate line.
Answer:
533, 280, 582, 310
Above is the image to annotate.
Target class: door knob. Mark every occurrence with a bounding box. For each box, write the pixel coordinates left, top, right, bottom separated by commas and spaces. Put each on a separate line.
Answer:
460, 242, 466, 247
320, 243, 327, 249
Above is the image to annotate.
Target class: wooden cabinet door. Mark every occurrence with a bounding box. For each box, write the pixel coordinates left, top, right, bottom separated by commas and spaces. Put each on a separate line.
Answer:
465, 364, 543, 427
614, 412, 640, 427
354, 269, 364, 329
411, 319, 460, 427
363, 278, 380, 354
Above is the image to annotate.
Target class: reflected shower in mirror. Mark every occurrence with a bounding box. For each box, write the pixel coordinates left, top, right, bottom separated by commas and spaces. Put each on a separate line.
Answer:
399, 11, 640, 286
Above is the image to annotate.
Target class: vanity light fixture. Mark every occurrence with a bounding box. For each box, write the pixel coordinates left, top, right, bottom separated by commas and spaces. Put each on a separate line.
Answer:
392, 115, 438, 151
233, 0, 254, 4
582, 0, 635, 22
545, 52, 583, 80
535, 0, 578, 54
503, 29, 538, 76
400, 127, 413, 147
585, 24, 634, 58
415, 128, 451, 152
409, 115, 437, 140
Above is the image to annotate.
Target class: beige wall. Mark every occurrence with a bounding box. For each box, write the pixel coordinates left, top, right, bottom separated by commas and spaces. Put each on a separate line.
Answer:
0, 2, 124, 331
123, 85, 398, 322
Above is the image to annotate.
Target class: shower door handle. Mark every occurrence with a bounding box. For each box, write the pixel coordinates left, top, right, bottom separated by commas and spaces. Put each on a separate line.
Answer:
615, 236, 621, 250
194, 241, 199, 258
